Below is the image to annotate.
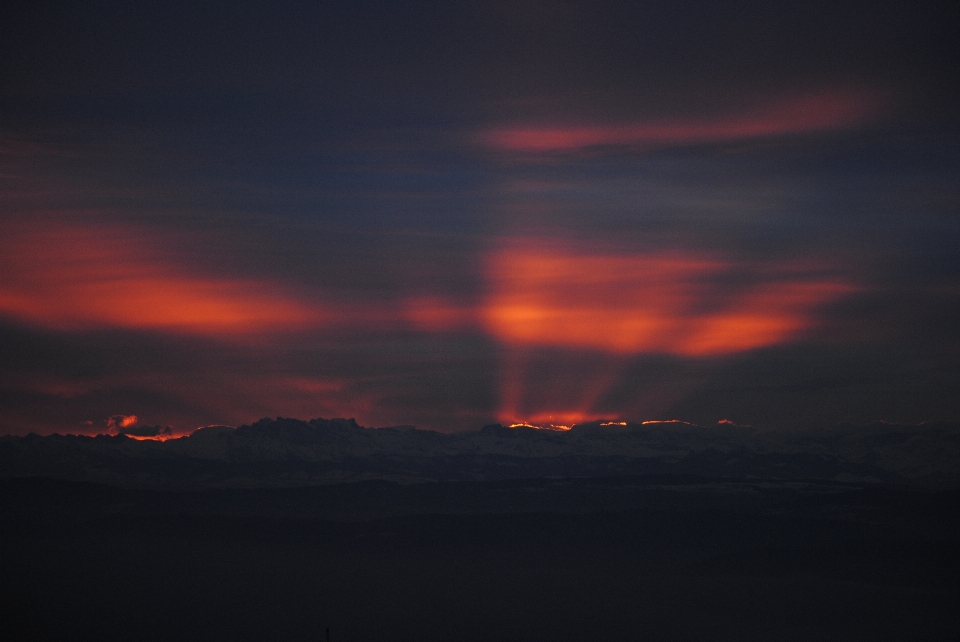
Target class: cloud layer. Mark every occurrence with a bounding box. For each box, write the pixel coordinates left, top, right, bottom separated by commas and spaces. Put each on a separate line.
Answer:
0, 0, 956, 435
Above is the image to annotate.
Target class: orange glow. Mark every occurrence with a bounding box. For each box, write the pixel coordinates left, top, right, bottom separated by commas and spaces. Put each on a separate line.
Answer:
483, 241, 854, 357
403, 296, 476, 332
508, 422, 572, 431
107, 414, 138, 429
0, 222, 324, 334
505, 410, 611, 430
481, 89, 881, 153
485, 239, 856, 427
123, 433, 177, 442
641, 419, 696, 426
506, 413, 631, 431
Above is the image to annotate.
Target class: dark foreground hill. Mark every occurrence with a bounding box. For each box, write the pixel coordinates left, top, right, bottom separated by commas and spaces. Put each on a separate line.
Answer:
2, 475, 958, 642
3, 420, 959, 641
2, 418, 959, 488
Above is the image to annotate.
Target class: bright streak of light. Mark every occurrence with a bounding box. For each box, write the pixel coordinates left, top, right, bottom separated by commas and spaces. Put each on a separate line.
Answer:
508, 422, 572, 431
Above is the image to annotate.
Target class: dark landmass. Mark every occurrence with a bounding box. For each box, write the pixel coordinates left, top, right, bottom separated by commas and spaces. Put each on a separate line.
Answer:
2, 420, 958, 641
3, 418, 959, 489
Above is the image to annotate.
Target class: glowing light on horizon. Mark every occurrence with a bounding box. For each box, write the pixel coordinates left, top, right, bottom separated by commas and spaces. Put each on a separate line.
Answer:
508, 422, 573, 431
503, 408, 612, 429
122, 433, 177, 442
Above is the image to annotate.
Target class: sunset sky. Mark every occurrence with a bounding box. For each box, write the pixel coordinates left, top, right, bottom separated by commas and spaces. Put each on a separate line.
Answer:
1, 0, 957, 434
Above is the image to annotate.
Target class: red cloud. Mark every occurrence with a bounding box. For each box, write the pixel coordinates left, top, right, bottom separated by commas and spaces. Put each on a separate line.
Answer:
402, 238, 859, 426
0, 222, 326, 335
106, 414, 138, 430
482, 240, 854, 357
480, 89, 883, 153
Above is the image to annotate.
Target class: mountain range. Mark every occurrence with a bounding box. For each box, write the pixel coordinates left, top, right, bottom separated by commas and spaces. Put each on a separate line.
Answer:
3, 418, 958, 489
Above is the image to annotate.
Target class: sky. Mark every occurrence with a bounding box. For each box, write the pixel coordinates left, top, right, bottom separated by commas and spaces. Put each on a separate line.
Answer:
1, 0, 958, 435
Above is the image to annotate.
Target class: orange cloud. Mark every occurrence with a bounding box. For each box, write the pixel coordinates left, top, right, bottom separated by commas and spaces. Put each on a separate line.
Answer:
403, 238, 857, 425
480, 89, 881, 153
483, 240, 855, 357
106, 414, 138, 429
404, 251, 849, 359
0, 222, 325, 334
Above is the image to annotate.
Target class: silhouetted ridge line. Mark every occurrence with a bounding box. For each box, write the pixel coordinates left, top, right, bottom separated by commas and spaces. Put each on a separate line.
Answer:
1, 418, 957, 489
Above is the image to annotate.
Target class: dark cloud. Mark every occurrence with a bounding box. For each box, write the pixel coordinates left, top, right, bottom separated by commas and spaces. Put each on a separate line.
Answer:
2, 0, 957, 129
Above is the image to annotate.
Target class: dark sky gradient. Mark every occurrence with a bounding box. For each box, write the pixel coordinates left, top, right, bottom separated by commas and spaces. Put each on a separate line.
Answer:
1, 0, 958, 434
